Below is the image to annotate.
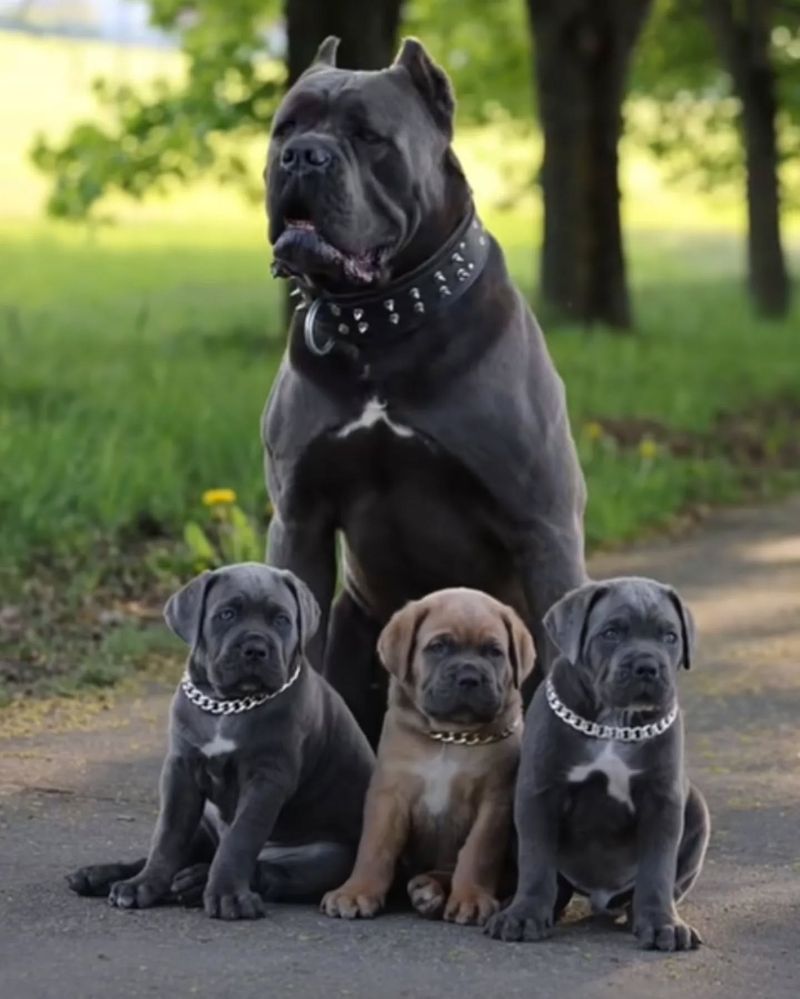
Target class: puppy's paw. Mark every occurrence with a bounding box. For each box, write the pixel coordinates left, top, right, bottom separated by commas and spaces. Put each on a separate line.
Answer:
484, 901, 554, 942
68, 863, 136, 897
320, 882, 386, 919
634, 914, 702, 952
170, 863, 210, 908
108, 875, 166, 910
203, 885, 265, 920
408, 874, 447, 920
444, 886, 499, 926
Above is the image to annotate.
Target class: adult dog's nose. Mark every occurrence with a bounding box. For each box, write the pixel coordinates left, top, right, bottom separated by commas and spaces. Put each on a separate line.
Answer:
242, 638, 269, 663
280, 138, 332, 174
633, 658, 658, 680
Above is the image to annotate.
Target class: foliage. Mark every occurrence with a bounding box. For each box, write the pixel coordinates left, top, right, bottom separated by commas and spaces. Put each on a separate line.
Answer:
183, 490, 265, 570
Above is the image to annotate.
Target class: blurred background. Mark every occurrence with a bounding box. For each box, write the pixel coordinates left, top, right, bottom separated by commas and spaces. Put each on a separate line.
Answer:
0, 0, 798, 713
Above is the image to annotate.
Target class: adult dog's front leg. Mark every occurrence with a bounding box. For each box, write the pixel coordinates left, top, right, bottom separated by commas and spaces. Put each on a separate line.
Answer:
203, 776, 289, 920
633, 791, 701, 952
267, 513, 335, 671
109, 755, 203, 910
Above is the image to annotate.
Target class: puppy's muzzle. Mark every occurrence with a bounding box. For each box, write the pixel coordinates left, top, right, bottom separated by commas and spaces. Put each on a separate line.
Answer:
423, 660, 501, 722
212, 631, 285, 695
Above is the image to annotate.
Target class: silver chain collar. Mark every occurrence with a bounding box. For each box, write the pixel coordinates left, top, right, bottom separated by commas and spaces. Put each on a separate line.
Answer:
180, 663, 302, 716
427, 717, 520, 746
545, 678, 678, 743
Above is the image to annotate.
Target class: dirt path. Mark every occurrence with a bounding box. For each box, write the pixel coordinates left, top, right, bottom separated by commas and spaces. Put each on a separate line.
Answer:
2, 496, 799, 999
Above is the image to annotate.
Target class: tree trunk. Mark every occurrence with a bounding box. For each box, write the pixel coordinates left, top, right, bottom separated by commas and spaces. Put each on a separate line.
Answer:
286, 0, 404, 84
527, 0, 653, 329
704, 0, 790, 318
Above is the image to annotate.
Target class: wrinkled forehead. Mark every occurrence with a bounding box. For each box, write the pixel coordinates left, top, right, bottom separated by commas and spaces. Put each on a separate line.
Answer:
206, 567, 296, 615
589, 582, 681, 630
281, 66, 427, 130
418, 594, 507, 645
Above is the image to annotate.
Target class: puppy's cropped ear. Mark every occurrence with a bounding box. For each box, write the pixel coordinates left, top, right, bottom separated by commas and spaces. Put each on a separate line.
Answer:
164, 571, 214, 649
310, 35, 339, 69
377, 601, 428, 683
664, 585, 696, 670
393, 38, 455, 137
543, 582, 608, 666
276, 570, 321, 653
502, 608, 536, 688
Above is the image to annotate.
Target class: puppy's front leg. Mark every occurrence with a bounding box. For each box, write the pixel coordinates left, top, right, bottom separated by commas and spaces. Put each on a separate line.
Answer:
320, 782, 410, 919
484, 782, 563, 942
633, 790, 701, 952
445, 794, 511, 926
109, 754, 203, 909
203, 775, 289, 920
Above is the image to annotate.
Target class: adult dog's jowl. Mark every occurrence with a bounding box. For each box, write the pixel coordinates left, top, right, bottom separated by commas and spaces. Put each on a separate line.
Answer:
263, 36, 587, 742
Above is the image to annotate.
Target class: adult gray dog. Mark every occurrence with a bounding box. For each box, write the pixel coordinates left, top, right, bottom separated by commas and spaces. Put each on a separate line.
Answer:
486, 576, 710, 951
263, 35, 587, 744
67, 563, 374, 919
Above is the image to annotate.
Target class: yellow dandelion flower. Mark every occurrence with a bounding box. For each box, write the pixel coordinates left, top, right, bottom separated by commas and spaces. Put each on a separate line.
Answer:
202, 488, 237, 507
638, 437, 658, 461
585, 421, 604, 441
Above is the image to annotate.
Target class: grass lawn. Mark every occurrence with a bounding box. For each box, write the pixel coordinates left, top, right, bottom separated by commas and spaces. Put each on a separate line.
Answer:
1, 31, 799, 707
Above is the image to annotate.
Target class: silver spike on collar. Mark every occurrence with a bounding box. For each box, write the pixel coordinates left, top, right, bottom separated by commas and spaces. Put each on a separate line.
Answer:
426, 717, 520, 746
545, 677, 678, 743
180, 663, 301, 715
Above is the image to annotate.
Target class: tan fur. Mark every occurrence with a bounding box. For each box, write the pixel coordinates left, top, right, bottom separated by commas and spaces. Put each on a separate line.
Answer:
321, 588, 535, 925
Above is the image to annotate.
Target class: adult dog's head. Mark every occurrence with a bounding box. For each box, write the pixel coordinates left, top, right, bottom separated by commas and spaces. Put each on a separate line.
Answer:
164, 563, 319, 699
266, 36, 469, 291
544, 577, 695, 715
378, 588, 535, 728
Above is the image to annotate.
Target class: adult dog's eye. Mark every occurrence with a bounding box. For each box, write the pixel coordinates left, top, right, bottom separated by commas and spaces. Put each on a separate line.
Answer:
218, 607, 236, 623
662, 630, 679, 644
273, 612, 292, 630
273, 118, 295, 139
601, 626, 621, 641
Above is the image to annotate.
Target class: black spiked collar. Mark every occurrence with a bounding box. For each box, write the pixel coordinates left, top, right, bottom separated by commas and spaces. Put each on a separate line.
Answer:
289, 207, 491, 357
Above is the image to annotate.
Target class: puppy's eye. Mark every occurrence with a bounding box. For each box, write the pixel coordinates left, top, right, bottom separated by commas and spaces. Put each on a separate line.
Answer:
218, 607, 236, 623
356, 126, 385, 145
273, 612, 292, 631
480, 642, 503, 658
662, 630, 679, 645
426, 638, 451, 655
601, 626, 621, 641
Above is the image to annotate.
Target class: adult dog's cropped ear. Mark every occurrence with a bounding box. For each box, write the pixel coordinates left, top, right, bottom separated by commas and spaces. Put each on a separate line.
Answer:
164, 571, 214, 649
276, 569, 321, 653
502, 608, 536, 688
664, 585, 696, 670
543, 582, 608, 666
377, 601, 428, 683
309, 35, 339, 70
393, 38, 455, 137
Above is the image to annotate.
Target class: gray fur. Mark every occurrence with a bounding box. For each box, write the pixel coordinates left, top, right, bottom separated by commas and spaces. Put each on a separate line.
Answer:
486, 576, 709, 951
67, 563, 374, 919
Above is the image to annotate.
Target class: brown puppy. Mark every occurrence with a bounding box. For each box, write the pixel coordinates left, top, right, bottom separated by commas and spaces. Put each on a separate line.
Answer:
321, 588, 534, 925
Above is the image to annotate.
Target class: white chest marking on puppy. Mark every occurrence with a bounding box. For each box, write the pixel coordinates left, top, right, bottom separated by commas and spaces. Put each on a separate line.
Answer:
337, 397, 414, 439
410, 754, 462, 816
567, 742, 641, 810
201, 733, 237, 758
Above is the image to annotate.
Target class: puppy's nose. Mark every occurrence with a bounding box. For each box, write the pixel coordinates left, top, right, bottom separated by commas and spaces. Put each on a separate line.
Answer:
242, 640, 268, 663
634, 659, 659, 680
456, 666, 484, 690
280, 138, 332, 174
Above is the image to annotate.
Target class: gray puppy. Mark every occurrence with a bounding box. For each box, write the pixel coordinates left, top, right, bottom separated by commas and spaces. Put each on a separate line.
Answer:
67, 563, 374, 919
486, 577, 710, 951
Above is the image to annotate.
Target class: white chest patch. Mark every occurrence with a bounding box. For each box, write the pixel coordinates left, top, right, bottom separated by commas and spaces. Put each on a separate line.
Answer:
336, 397, 414, 439
567, 742, 640, 810
410, 754, 462, 816
201, 733, 237, 758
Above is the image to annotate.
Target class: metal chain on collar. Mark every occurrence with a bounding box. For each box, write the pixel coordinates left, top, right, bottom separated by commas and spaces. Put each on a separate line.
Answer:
545, 678, 678, 743
426, 717, 521, 746
180, 663, 302, 715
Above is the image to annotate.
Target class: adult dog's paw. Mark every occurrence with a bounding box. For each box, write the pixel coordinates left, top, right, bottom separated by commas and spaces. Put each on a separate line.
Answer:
634, 914, 702, 952
203, 885, 265, 920
444, 886, 499, 926
108, 876, 165, 910
408, 874, 447, 919
484, 901, 554, 942
320, 882, 385, 919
